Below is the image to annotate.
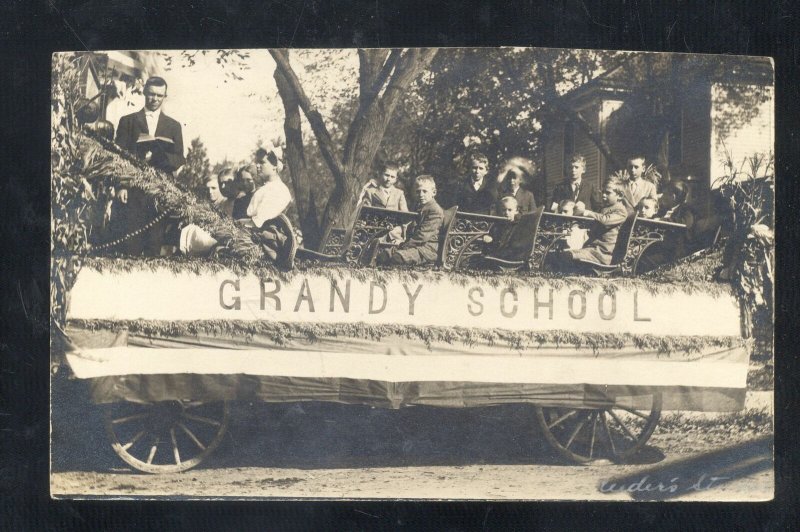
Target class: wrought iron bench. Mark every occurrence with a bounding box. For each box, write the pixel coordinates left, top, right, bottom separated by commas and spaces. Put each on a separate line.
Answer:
528, 211, 597, 271
477, 207, 545, 272
297, 204, 419, 266
626, 217, 689, 275
440, 210, 513, 271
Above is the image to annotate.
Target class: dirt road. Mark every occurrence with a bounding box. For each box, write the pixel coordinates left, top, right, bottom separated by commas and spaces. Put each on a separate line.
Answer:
51, 377, 772, 501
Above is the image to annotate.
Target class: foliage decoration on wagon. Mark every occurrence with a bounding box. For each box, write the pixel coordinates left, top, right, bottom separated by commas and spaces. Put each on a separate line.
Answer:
68, 317, 747, 356
51, 53, 277, 335
53, 50, 771, 359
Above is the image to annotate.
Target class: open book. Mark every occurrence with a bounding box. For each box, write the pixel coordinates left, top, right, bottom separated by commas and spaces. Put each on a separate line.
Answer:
136, 134, 174, 153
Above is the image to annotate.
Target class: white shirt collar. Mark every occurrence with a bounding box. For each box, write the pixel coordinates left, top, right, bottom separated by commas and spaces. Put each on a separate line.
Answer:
144, 108, 161, 135
471, 178, 484, 191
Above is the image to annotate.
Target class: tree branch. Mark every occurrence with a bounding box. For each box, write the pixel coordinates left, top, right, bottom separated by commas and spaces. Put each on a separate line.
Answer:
358, 49, 392, 104
269, 49, 344, 180
368, 49, 403, 101
378, 48, 438, 116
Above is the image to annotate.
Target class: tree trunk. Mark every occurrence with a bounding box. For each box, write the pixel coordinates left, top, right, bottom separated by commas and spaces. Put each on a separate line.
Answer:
271, 48, 437, 246
274, 67, 322, 249
318, 49, 437, 235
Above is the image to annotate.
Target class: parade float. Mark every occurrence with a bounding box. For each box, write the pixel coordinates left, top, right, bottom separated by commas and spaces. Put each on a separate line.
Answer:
51, 57, 773, 474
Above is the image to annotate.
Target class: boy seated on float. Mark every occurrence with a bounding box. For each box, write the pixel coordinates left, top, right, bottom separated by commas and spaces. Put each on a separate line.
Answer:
561, 180, 629, 267
376, 175, 444, 266
494, 158, 536, 214
636, 197, 659, 219
621, 154, 658, 214
359, 161, 409, 211
657, 179, 695, 259
558, 199, 575, 215
482, 196, 519, 255
447, 152, 498, 215
557, 199, 589, 251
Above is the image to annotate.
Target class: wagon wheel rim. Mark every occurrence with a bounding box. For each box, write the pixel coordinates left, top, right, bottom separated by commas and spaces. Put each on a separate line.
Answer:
534, 392, 662, 464
103, 400, 230, 474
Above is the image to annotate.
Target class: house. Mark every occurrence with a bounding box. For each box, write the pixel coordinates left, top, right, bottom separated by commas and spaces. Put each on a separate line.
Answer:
540, 54, 774, 215
77, 51, 164, 132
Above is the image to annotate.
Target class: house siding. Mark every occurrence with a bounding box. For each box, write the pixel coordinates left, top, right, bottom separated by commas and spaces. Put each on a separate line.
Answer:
573, 102, 602, 192
710, 83, 774, 188
680, 84, 712, 183
543, 120, 565, 204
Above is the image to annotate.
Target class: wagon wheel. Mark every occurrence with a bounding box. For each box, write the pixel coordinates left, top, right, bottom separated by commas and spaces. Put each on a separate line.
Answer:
103, 400, 230, 474
535, 392, 662, 464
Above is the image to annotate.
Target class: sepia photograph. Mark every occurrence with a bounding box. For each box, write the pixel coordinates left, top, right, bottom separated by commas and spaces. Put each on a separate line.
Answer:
50, 47, 774, 501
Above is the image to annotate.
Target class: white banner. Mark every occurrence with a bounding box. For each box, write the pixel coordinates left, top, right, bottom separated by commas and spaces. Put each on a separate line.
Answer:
68, 267, 742, 337
66, 345, 749, 388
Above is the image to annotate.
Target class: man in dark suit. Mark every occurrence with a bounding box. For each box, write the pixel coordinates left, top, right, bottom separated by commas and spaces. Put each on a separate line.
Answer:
550, 154, 601, 212
449, 152, 499, 214
115, 77, 185, 174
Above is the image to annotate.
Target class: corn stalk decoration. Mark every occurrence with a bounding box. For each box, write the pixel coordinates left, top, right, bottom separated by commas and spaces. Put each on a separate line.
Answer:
50, 53, 265, 346
51, 53, 94, 332
714, 149, 775, 339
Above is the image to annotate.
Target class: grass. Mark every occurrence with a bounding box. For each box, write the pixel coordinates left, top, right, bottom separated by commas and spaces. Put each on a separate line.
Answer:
747, 363, 774, 391
658, 408, 772, 435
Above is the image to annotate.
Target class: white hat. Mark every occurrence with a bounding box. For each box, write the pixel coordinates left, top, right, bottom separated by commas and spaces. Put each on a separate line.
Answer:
179, 224, 218, 256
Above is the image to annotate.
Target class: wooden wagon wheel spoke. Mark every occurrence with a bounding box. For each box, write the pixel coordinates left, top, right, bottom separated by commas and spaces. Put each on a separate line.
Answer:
183, 413, 222, 427
614, 404, 650, 420
111, 412, 150, 425
606, 409, 639, 441
104, 401, 230, 474
170, 428, 181, 465
588, 412, 598, 460
600, 411, 618, 456
177, 421, 206, 451
564, 413, 590, 450
146, 439, 159, 465
121, 430, 147, 451
546, 409, 579, 430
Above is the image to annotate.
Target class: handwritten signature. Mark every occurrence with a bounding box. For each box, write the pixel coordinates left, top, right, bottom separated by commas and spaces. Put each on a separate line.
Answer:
599, 474, 730, 494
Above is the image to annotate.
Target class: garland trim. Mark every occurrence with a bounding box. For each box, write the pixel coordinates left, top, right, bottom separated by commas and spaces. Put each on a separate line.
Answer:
68, 318, 748, 356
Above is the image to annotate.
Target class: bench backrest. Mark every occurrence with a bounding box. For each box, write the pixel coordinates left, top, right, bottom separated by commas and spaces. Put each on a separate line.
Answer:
610, 213, 638, 267
436, 206, 459, 267
489, 207, 544, 264
343, 205, 419, 264
530, 211, 595, 270
622, 216, 688, 274
320, 228, 348, 256
441, 210, 511, 271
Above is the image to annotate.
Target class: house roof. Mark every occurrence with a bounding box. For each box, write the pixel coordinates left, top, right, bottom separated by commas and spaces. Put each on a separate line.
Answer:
542, 53, 773, 115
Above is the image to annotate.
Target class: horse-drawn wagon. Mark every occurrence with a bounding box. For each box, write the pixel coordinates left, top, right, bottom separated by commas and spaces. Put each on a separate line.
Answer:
58, 210, 748, 472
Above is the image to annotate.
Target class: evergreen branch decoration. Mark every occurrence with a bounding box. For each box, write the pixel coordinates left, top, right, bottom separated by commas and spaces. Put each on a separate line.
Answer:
68, 318, 747, 356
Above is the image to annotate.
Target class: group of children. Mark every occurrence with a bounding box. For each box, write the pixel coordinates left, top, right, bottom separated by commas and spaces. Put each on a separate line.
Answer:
102, 140, 694, 272
180, 146, 295, 263
358, 152, 696, 270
